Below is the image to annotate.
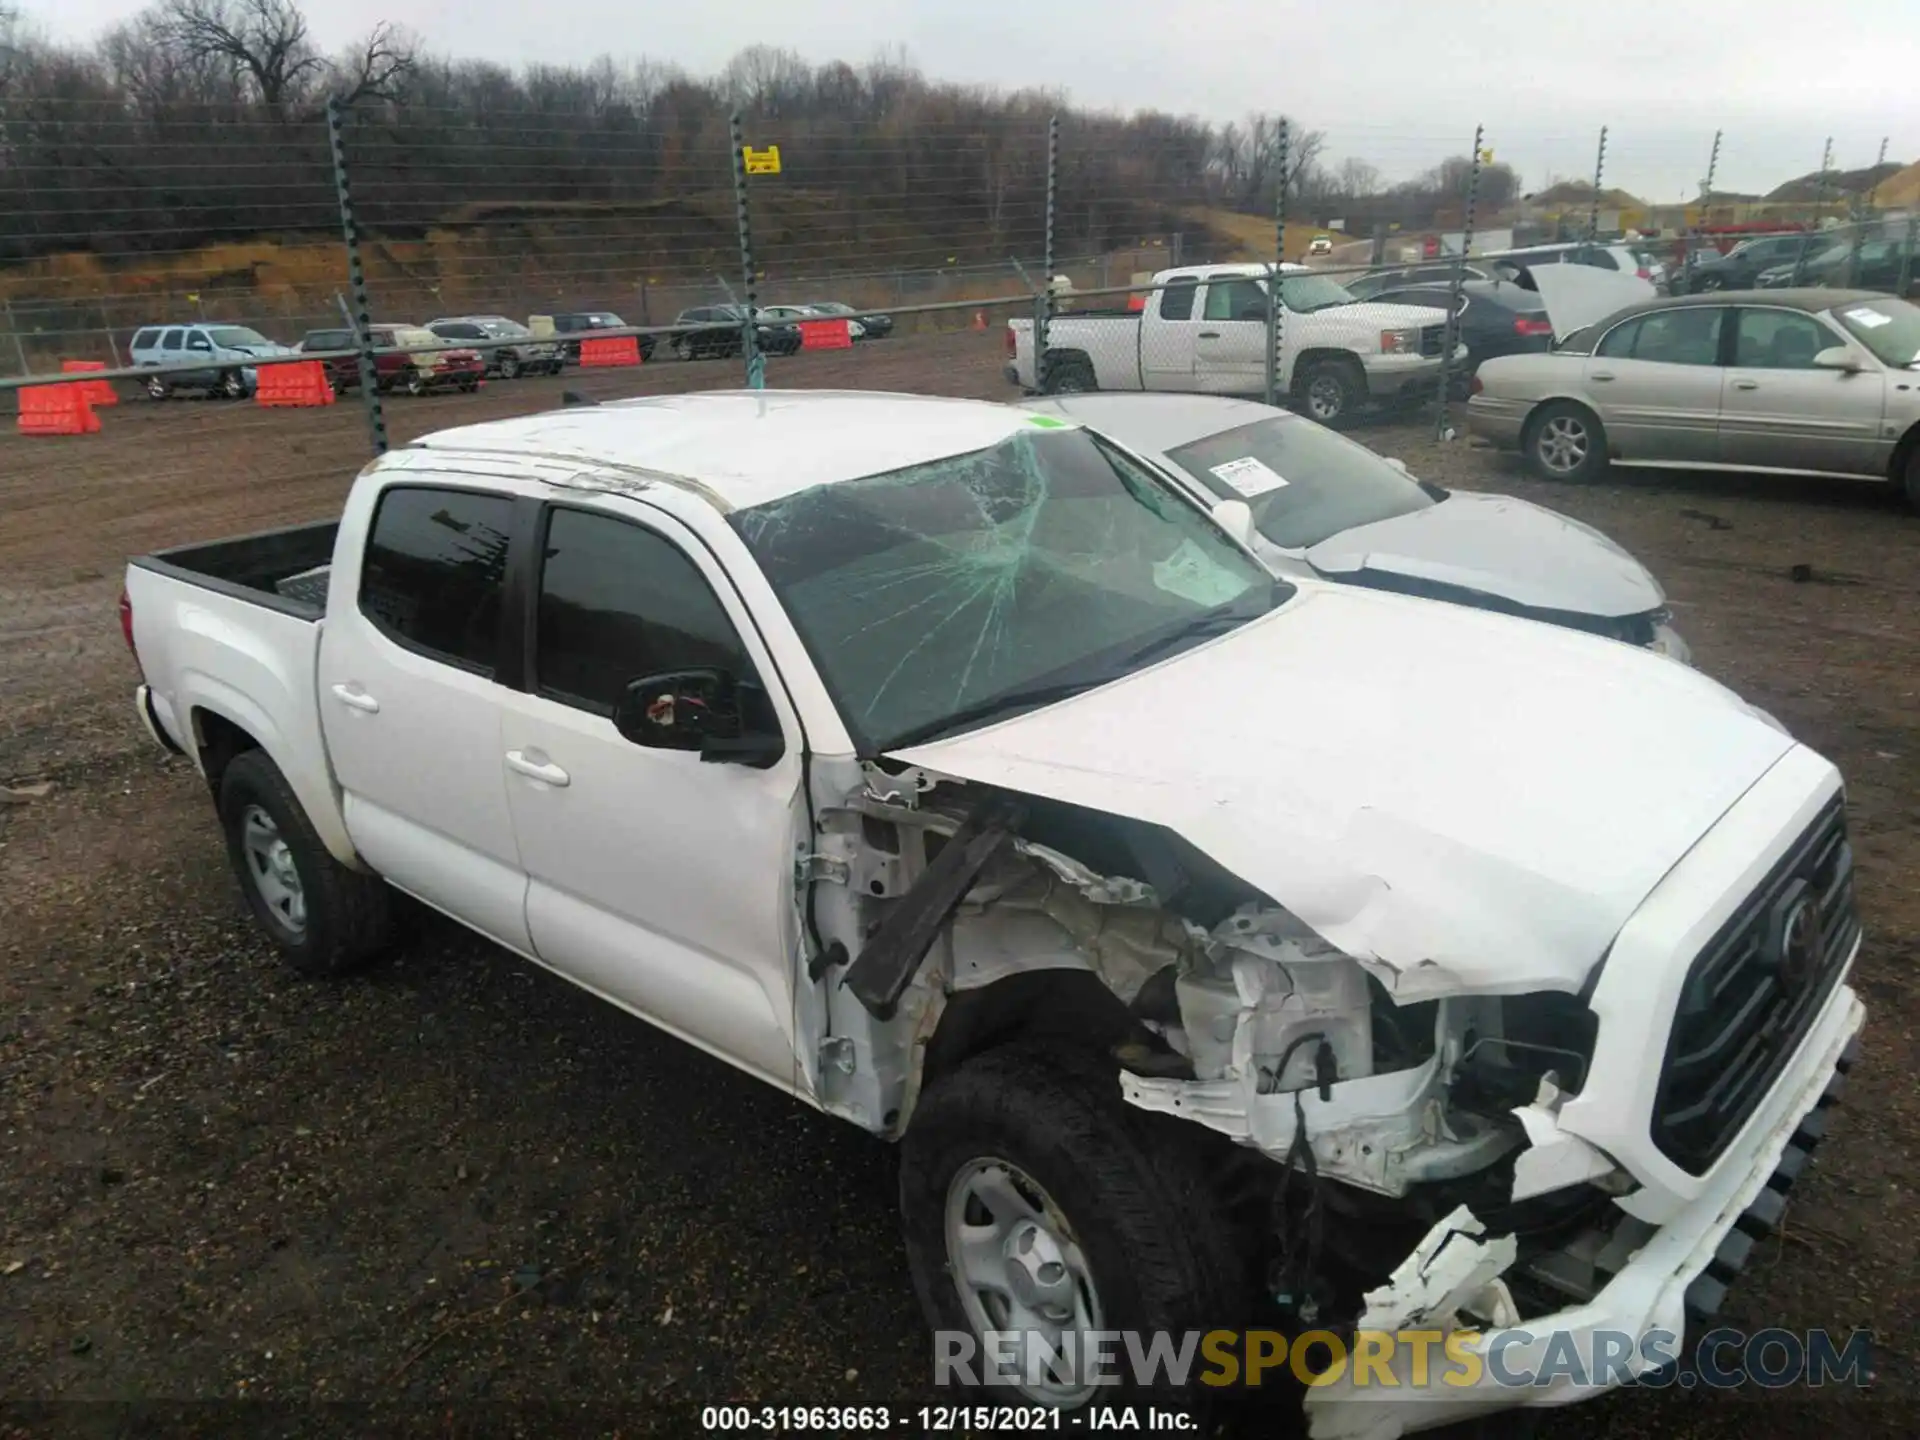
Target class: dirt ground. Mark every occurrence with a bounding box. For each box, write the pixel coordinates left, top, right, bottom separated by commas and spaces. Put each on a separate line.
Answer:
2, 331, 1916, 1436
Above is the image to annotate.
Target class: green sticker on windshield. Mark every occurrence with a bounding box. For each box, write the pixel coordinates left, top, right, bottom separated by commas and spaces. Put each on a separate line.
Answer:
1026, 415, 1073, 429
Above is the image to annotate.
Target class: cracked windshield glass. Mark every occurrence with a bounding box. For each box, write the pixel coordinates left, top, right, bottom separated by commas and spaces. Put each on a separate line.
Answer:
733, 423, 1283, 751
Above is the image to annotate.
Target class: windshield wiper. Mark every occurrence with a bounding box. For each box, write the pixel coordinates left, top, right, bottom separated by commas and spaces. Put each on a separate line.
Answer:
880, 677, 1117, 751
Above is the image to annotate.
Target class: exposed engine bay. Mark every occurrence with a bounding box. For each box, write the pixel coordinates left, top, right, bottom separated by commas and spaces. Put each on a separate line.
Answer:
797, 758, 1634, 1330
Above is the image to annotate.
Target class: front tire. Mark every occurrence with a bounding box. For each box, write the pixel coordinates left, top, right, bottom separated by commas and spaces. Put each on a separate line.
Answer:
217, 750, 391, 978
404, 369, 427, 397
1900, 436, 1920, 514
498, 352, 521, 380
145, 374, 170, 401
673, 337, 694, 362
1296, 358, 1364, 424
900, 1047, 1246, 1411
220, 369, 247, 400
1524, 400, 1609, 483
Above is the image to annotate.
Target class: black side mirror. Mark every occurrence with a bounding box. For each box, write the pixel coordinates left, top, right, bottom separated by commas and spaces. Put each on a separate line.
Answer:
613, 668, 784, 768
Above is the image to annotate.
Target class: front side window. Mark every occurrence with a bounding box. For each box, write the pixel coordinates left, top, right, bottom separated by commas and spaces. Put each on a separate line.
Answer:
206, 326, 270, 347
535, 508, 756, 717
1204, 278, 1268, 322
733, 425, 1281, 752
1732, 309, 1834, 369
359, 486, 513, 674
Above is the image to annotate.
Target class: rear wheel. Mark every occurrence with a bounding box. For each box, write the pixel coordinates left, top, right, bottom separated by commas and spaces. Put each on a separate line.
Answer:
1524, 400, 1608, 483
498, 352, 521, 380
217, 750, 391, 978
405, 369, 427, 397
673, 337, 694, 362
1041, 354, 1097, 395
145, 374, 170, 401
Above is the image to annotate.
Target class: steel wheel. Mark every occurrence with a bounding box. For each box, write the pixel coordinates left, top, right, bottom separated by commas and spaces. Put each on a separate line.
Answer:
221, 369, 247, 399
240, 804, 307, 939
673, 337, 694, 362
1535, 413, 1591, 476
943, 1157, 1105, 1407
145, 374, 170, 401
405, 369, 426, 396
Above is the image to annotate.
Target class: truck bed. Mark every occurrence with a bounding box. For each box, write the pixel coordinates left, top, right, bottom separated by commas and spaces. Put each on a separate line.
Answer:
130, 520, 339, 620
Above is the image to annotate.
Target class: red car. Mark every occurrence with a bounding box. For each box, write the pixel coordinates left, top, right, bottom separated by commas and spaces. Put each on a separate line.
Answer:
296, 325, 485, 395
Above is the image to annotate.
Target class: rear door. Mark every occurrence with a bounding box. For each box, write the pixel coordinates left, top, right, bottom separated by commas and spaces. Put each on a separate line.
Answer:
1193, 275, 1270, 394
1585, 306, 1728, 462
1140, 274, 1203, 390
317, 479, 532, 951
1719, 306, 1888, 476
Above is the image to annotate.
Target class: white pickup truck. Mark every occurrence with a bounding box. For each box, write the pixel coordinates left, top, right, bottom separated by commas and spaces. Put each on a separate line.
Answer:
1005, 263, 1465, 424
124, 390, 1863, 1435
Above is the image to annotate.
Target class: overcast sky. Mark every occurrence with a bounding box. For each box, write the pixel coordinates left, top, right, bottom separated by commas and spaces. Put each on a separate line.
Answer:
19, 0, 1920, 200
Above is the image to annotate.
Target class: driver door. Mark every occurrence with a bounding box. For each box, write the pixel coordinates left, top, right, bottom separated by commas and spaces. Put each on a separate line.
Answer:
493, 499, 809, 1092
1193, 276, 1271, 395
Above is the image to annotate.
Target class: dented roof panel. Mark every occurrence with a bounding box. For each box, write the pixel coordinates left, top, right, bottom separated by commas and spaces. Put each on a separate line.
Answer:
890, 580, 1798, 997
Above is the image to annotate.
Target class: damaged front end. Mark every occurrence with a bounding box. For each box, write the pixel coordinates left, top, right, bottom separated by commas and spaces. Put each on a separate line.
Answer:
793, 751, 1863, 1438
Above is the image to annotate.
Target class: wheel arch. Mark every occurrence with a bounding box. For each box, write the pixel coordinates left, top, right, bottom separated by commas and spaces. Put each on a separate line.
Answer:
185, 696, 362, 870
1291, 346, 1368, 391
1889, 419, 1920, 508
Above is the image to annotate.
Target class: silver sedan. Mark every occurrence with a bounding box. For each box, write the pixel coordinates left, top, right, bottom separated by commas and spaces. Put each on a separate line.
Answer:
1027, 392, 1691, 662
1465, 289, 1920, 508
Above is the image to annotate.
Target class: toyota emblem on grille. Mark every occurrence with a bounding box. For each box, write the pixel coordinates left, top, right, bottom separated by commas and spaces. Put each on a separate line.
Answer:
1775, 894, 1822, 992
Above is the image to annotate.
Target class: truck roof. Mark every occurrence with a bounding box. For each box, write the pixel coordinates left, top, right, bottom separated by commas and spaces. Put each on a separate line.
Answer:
403, 390, 1054, 512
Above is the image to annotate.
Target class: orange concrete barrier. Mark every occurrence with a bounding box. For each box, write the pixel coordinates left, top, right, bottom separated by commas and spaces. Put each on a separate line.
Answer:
17, 383, 100, 436
60, 360, 119, 406
580, 335, 642, 367
254, 359, 336, 408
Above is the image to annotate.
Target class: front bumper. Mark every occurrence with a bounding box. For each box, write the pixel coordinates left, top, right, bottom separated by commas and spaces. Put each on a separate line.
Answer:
1364, 352, 1451, 398
1648, 622, 1691, 665
1306, 985, 1865, 1438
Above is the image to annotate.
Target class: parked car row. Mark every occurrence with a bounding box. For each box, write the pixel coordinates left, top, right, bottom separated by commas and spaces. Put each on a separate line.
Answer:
295, 326, 486, 396
665, 300, 895, 361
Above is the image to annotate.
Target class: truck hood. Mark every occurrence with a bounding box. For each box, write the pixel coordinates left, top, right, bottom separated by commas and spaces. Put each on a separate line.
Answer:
890, 583, 1796, 999
1323, 300, 1453, 331
1301, 490, 1665, 619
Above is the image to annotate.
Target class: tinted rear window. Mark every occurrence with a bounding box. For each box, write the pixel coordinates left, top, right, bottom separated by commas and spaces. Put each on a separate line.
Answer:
359, 486, 514, 675
131, 328, 160, 350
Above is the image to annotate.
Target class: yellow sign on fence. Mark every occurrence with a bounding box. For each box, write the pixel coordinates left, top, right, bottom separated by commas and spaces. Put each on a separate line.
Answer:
742, 145, 782, 176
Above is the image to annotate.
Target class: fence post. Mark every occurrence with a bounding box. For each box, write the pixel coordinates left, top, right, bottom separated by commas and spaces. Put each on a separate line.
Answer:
1587, 126, 1609, 242
1434, 126, 1485, 442
1264, 119, 1290, 409
327, 96, 388, 456
728, 113, 765, 390
1685, 130, 1722, 291
1037, 114, 1058, 388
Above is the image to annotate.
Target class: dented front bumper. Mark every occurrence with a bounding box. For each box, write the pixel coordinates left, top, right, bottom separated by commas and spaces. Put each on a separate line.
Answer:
1303, 984, 1864, 1440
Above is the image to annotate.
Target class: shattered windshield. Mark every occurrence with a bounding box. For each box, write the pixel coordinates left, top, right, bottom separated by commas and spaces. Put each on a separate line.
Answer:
733, 424, 1284, 752
1280, 274, 1357, 313
1165, 416, 1432, 549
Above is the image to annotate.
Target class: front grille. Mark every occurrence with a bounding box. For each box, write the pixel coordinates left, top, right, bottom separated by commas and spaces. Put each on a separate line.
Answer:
1420, 324, 1446, 357
1653, 798, 1858, 1173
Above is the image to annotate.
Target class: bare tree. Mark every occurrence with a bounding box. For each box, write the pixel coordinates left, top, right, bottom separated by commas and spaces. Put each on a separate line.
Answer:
332, 21, 414, 110
154, 0, 325, 119
1334, 157, 1383, 197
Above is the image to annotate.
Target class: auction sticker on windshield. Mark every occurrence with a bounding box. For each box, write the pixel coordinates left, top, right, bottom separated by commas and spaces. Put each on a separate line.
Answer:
1210, 455, 1289, 498
1844, 308, 1892, 328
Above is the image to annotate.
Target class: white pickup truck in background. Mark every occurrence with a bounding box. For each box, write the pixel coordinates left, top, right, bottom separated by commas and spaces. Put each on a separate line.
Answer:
123, 390, 1864, 1435
1005, 262, 1465, 423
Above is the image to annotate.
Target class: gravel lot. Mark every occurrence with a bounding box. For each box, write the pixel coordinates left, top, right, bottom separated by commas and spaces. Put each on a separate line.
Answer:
2, 331, 1916, 1436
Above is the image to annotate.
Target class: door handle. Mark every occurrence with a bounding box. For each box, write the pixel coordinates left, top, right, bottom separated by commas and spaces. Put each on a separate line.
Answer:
1589, 371, 1615, 381
330, 683, 379, 714
1197, 330, 1221, 339
505, 750, 570, 788
1733, 379, 1759, 390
